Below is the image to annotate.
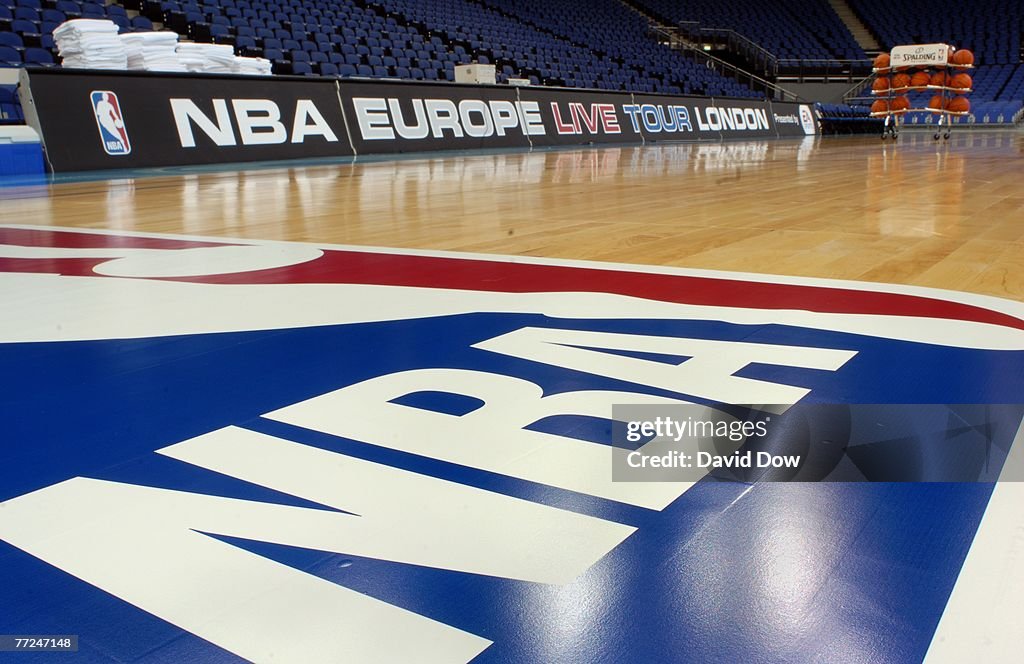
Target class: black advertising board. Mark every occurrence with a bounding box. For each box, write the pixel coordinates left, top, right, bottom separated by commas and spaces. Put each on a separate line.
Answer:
514, 87, 639, 146
768, 100, 819, 138
20, 68, 351, 171
629, 95, 784, 141
338, 78, 531, 154
20, 68, 818, 172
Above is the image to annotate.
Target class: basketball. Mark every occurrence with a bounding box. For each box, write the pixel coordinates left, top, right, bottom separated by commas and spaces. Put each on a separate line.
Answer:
891, 73, 911, 89
951, 48, 975, 65
928, 95, 947, 110
910, 71, 931, 88
947, 96, 971, 113
871, 99, 889, 114
873, 53, 891, 72
950, 73, 972, 89
872, 77, 891, 92
891, 95, 910, 112
930, 71, 950, 87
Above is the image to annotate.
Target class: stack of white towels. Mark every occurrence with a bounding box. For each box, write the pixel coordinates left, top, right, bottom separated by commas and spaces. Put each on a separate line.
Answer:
233, 56, 272, 75
53, 18, 274, 76
121, 31, 186, 72
176, 42, 236, 73
53, 19, 127, 70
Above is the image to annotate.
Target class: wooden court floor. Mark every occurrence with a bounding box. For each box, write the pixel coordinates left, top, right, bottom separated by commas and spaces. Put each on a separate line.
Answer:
2, 131, 1024, 663
2, 130, 1023, 300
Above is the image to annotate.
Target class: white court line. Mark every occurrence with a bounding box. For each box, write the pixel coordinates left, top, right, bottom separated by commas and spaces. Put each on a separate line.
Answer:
924, 418, 1024, 663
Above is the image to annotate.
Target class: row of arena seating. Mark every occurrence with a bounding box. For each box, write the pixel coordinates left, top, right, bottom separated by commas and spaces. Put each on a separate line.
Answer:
632, 0, 867, 61
0, 0, 154, 64
815, 102, 880, 135
847, 0, 1022, 66
0, 0, 762, 98
968, 63, 1024, 102
1, 0, 1019, 125
372, 0, 757, 96
845, 0, 1024, 122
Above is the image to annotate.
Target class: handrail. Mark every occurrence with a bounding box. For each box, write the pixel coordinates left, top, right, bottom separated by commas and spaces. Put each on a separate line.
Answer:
676, 20, 778, 77
677, 19, 875, 82
649, 24, 803, 102
776, 57, 875, 82
777, 58, 875, 67
840, 75, 875, 104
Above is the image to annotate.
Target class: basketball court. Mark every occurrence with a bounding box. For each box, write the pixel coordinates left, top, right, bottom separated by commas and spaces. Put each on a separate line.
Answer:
1, 129, 1023, 662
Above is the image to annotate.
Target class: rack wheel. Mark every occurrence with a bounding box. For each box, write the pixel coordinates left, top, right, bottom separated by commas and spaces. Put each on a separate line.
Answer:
944, 131, 951, 140
934, 132, 941, 140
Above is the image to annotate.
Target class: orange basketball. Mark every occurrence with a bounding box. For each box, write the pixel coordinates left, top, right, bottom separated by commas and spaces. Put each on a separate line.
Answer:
947, 96, 970, 113
891, 95, 910, 112
930, 71, 950, 87
872, 77, 891, 92
950, 73, 972, 90
873, 53, 891, 72
928, 95, 947, 110
870, 99, 889, 114
951, 49, 974, 66
891, 73, 911, 89
910, 71, 931, 88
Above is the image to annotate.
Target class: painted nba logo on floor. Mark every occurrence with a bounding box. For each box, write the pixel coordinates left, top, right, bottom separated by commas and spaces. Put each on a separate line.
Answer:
0, 225, 1022, 663
90, 90, 131, 156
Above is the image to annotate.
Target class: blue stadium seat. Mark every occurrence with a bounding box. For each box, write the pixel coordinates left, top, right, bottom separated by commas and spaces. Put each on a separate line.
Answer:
0, 45, 22, 63
23, 46, 53, 64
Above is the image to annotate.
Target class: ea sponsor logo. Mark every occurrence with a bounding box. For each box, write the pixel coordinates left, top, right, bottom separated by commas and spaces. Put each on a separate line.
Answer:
90, 90, 131, 156
799, 105, 816, 135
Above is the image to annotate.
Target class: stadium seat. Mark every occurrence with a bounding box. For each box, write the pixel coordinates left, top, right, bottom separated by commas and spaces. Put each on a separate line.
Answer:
23, 46, 53, 64
0, 45, 22, 63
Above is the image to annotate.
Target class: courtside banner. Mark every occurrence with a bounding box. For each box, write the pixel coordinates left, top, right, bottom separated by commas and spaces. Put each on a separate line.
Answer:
631, 94, 780, 142
515, 87, 640, 145
19, 68, 351, 172
622, 93, 721, 142
0, 224, 1022, 662
338, 78, 532, 153
21, 69, 820, 171
771, 100, 819, 137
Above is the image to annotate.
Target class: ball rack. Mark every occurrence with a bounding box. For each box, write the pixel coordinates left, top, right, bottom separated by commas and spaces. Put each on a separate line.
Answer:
870, 44, 974, 140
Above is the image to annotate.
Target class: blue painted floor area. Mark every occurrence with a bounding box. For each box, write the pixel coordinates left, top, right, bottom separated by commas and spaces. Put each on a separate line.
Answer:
1, 309, 1020, 662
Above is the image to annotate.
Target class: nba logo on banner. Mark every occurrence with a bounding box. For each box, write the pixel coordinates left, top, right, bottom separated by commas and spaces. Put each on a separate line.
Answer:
90, 90, 131, 156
